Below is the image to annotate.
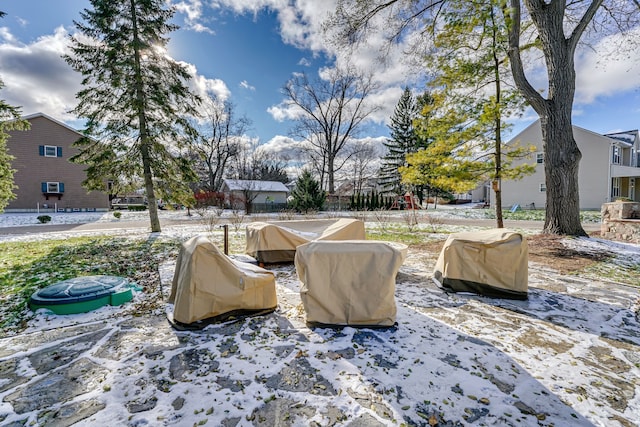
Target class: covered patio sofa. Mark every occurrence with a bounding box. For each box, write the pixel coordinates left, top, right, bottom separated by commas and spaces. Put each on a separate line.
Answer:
245, 218, 365, 264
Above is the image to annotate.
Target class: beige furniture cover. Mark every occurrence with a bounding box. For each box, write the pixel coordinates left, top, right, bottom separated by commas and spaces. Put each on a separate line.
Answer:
246, 218, 365, 264
433, 229, 528, 300
169, 235, 277, 325
295, 240, 407, 327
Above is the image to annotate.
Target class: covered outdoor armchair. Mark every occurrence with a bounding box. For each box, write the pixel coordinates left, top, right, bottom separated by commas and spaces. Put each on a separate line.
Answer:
295, 240, 407, 327
433, 228, 528, 300
169, 235, 277, 325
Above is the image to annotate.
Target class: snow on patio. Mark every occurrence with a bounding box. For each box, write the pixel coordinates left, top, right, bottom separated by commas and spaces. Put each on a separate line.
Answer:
0, 210, 638, 426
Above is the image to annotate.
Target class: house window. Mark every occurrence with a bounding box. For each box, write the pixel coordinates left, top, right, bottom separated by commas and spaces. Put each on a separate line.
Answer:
41, 181, 65, 193
536, 152, 544, 164
539, 183, 546, 192
611, 177, 620, 198
39, 145, 62, 158
612, 146, 621, 165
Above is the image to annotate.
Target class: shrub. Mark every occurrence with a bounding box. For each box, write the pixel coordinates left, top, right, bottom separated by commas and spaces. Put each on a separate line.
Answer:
289, 170, 325, 213
128, 205, 147, 211
113, 211, 122, 219
37, 215, 51, 224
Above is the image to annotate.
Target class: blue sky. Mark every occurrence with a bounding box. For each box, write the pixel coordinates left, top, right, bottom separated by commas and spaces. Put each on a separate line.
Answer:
1, 1, 639, 163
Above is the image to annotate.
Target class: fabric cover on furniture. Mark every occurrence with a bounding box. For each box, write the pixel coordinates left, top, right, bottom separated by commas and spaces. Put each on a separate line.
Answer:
169, 235, 277, 325
245, 218, 365, 264
295, 240, 407, 327
433, 229, 528, 300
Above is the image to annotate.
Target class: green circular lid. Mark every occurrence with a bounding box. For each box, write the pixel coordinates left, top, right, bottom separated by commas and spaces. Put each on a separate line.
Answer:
30, 275, 131, 306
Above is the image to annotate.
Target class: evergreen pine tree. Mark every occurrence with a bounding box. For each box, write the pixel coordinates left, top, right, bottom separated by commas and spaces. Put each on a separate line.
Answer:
0, 13, 29, 212
290, 170, 326, 213
0, 82, 29, 212
65, 0, 200, 232
378, 87, 425, 195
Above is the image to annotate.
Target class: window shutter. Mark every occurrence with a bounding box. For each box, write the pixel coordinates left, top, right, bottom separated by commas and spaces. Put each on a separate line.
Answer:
39, 146, 44, 156
57, 147, 62, 157
59, 182, 65, 193
41, 182, 47, 192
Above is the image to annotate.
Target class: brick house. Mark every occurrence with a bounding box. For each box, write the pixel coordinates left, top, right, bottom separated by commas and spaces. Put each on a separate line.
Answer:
5, 113, 110, 213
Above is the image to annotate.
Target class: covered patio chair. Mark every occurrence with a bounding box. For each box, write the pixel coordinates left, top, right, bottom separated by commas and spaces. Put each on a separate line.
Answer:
169, 235, 277, 327
433, 229, 528, 300
295, 240, 407, 327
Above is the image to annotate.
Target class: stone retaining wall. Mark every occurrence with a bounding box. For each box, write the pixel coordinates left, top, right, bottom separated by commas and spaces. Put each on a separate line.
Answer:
601, 201, 640, 243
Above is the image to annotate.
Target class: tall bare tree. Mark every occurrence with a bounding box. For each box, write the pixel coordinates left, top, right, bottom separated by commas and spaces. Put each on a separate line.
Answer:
342, 140, 380, 195
331, 0, 638, 236
190, 96, 250, 192
282, 65, 380, 194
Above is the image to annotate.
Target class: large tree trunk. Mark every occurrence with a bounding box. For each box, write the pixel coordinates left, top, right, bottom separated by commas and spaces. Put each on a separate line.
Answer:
506, 0, 596, 236
540, 113, 586, 236
535, 2, 587, 237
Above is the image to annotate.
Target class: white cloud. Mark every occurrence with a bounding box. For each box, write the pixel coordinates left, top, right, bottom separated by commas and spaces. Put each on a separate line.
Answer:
0, 27, 18, 44
259, 134, 306, 158
575, 27, 640, 104
180, 1, 640, 142
364, 86, 405, 126
0, 26, 79, 121
266, 101, 304, 122
297, 57, 311, 67
239, 80, 255, 91
180, 61, 230, 101
0, 26, 230, 123
172, 0, 215, 34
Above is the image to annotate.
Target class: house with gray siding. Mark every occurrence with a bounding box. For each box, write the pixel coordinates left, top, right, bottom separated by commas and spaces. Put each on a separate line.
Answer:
221, 179, 289, 211
5, 113, 110, 213
501, 120, 640, 210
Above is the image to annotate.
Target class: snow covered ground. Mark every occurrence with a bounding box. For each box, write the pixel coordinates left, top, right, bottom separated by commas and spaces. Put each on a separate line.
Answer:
0, 208, 638, 426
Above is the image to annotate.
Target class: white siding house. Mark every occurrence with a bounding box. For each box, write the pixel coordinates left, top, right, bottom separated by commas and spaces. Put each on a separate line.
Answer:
221, 179, 290, 206
501, 120, 640, 210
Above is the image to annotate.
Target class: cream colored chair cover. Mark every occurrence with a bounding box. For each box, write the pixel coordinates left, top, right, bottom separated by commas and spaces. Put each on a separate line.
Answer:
295, 240, 407, 327
169, 235, 277, 324
433, 229, 528, 299
245, 218, 365, 263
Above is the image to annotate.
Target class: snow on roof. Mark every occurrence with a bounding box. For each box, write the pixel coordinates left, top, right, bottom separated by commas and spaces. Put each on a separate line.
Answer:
223, 179, 290, 193
604, 130, 639, 146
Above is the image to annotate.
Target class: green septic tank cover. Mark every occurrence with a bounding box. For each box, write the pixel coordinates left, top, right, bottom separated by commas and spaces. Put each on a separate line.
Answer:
29, 275, 137, 315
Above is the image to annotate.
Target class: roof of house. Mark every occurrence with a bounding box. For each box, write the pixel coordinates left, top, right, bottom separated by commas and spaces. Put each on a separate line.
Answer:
222, 179, 290, 193
22, 112, 85, 137
604, 130, 639, 146
512, 119, 636, 147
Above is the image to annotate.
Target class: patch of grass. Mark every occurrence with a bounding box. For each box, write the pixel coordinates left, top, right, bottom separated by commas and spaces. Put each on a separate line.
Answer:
366, 228, 436, 246
480, 209, 601, 223
578, 259, 640, 287
0, 236, 180, 336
